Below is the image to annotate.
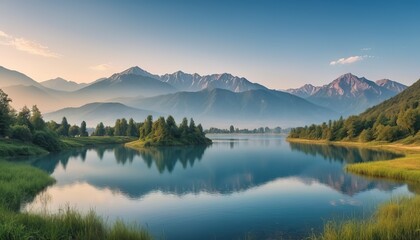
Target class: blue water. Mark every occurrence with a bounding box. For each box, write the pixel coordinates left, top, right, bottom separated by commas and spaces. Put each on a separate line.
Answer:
24, 135, 413, 239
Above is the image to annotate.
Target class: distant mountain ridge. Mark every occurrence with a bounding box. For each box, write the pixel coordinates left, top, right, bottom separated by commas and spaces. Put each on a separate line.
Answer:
286, 73, 407, 115
160, 70, 267, 92
44, 102, 158, 127
125, 88, 337, 127
40, 77, 88, 92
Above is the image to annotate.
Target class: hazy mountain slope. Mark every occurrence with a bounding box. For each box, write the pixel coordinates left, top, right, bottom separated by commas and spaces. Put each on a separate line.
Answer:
75, 67, 177, 100
40, 77, 88, 91
127, 88, 337, 127
3, 85, 65, 112
44, 102, 159, 127
0, 66, 43, 88
375, 79, 407, 94
160, 71, 267, 92
361, 78, 420, 118
285, 84, 321, 98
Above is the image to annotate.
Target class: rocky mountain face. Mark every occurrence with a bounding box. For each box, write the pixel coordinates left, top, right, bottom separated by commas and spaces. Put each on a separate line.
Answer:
286, 73, 404, 115
285, 84, 321, 98
160, 71, 267, 92
375, 79, 407, 93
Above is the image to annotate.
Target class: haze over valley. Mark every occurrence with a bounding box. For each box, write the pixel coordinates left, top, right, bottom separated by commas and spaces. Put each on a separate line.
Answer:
0, 65, 410, 127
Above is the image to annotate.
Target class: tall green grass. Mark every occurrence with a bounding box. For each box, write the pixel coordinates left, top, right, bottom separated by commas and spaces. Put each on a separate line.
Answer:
0, 139, 48, 157
310, 196, 420, 240
346, 154, 420, 183
0, 161, 152, 240
61, 136, 137, 148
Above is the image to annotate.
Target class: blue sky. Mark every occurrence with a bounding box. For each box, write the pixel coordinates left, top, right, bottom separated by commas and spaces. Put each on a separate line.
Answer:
0, 0, 419, 88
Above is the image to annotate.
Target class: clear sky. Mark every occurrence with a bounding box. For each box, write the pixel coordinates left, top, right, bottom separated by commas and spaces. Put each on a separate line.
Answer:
0, 0, 419, 89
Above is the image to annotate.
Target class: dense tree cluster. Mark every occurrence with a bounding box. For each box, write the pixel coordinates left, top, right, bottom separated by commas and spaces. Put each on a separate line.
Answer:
138, 115, 211, 146
289, 108, 420, 142
205, 126, 282, 134
92, 118, 140, 137
290, 79, 420, 142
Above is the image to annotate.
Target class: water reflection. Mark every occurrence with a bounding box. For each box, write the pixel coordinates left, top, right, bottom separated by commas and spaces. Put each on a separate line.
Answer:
24, 136, 413, 240
138, 146, 206, 173
289, 142, 403, 163
29, 139, 408, 200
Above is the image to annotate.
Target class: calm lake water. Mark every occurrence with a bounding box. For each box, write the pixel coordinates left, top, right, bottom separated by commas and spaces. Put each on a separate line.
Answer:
24, 135, 414, 239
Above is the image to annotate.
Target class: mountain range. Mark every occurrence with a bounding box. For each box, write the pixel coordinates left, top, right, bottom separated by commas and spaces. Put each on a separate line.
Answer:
286, 73, 407, 115
40, 77, 88, 92
0, 65, 410, 127
44, 102, 158, 127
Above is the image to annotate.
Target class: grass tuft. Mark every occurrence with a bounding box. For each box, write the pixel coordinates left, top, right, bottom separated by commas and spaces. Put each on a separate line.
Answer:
310, 196, 420, 240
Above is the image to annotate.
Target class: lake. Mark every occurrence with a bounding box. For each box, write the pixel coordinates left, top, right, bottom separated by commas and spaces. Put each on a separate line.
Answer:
24, 135, 414, 239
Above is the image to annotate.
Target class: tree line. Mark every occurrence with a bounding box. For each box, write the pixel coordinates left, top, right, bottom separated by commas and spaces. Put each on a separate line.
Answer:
205, 125, 282, 134
138, 115, 211, 146
289, 106, 420, 142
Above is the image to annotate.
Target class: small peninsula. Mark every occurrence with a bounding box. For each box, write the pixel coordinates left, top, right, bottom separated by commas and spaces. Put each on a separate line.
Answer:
126, 115, 212, 148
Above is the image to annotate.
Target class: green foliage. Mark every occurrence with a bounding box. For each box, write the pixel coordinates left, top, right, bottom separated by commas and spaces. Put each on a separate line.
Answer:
29, 105, 45, 131
135, 115, 211, 146
0, 161, 151, 240
16, 106, 32, 132
290, 79, 420, 142
32, 130, 61, 152
310, 196, 420, 240
56, 117, 70, 136
10, 125, 32, 142
94, 122, 106, 136
80, 121, 88, 137
69, 125, 80, 137
358, 128, 374, 142
0, 139, 48, 157
0, 89, 13, 137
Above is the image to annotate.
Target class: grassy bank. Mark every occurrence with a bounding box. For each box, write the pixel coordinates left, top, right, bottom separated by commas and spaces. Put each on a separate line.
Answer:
287, 138, 420, 183
126, 138, 212, 149
310, 196, 420, 240
0, 139, 48, 157
0, 161, 152, 240
346, 154, 420, 183
61, 136, 137, 148
0, 136, 137, 158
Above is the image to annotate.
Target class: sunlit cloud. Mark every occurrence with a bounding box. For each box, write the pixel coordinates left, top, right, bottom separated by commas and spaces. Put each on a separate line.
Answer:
89, 63, 113, 71
330, 55, 373, 66
0, 30, 61, 58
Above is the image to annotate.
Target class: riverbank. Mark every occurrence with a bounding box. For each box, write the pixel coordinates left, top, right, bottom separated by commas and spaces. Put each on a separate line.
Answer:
0, 136, 137, 159
310, 195, 420, 240
287, 138, 420, 183
288, 138, 420, 239
125, 138, 212, 149
0, 160, 152, 239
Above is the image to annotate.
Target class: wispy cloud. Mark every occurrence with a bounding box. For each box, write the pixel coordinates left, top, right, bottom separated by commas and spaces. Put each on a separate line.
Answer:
361, 47, 372, 51
330, 55, 373, 66
89, 63, 112, 71
0, 30, 61, 58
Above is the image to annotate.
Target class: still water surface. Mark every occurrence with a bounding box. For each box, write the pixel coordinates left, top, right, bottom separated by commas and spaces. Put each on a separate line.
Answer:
25, 135, 414, 239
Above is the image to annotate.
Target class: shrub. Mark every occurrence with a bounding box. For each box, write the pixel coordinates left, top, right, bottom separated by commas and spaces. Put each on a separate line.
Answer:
10, 125, 32, 142
32, 130, 61, 152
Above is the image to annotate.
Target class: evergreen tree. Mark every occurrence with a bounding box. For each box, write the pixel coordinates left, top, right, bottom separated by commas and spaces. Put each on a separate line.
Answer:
94, 122, 106, 136
80, 121, 88, 137
114, 119, 122, 136
189, 118, 196, 132
57, 117, 70, 136
127, 118, 137, 137
120, 118, 128, 136
16, 106, 32, 130
30, 105, 45, 131
229, 125, 235, 133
